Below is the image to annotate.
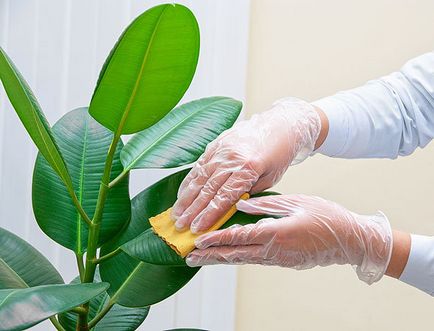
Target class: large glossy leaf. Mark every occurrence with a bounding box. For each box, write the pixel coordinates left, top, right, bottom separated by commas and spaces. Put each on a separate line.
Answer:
100, 169, 199, 307
92, 300, 148, 331
59, 272, 149, 331
0, 283, 108, 331
32, 108, 130, 253
89, 4, 200, 134
120, 97, 242, 171
0, 227, 63, 289
123, 228, 185, 266
0, 47, 73, 190
121, 192, 280, 266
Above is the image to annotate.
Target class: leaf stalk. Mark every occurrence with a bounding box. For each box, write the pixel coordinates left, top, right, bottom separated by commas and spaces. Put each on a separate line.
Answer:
75, 253, 85, 282
93, 247, 122, 264
49, 316, 66, 331
69, 189, 92, 227
108, 169, 128, 188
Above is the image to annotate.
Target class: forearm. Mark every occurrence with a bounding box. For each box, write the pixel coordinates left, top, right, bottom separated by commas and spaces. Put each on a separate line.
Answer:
311, 108, 434, 293
383, 229, 434, 297
398, 234, 434, 296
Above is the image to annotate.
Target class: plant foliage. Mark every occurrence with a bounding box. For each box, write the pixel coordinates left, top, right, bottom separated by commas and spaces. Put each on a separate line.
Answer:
0, 3, 271, 330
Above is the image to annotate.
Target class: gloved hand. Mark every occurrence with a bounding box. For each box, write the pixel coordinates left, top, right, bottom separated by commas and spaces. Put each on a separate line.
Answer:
186, 194, 393, 285
172, 98, 321, 233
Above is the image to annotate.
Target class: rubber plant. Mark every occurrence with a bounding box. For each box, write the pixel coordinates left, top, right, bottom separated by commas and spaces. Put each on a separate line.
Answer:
0, 3, 276, 331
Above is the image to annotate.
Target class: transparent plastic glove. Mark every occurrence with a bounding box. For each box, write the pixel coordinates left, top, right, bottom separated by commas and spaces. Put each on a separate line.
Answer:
172, 98, 321, 233
186, 194, 393, 285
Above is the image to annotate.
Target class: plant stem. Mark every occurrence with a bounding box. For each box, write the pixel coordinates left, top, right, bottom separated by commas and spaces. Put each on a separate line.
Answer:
76, 253, 85, 282
88, 299, 116, 328
77, 312, 89, 331
72, 306, 88, 315
93, 247, 122, 264
108, 170, 128, 188
83, 136, 120, 280
50, 316, 66, 331
83, 133, 122, 280
79, 133, 121, 330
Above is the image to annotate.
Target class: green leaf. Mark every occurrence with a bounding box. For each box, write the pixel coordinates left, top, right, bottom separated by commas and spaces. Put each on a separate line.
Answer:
0, 227, 63, 289
0, 47, 73, 191
121, 192, 280, 266
0, 283, 108, 331
89, 3, 200, 134
122, 228, 186, 266
59, 272, 149, 331
120, 97, 242, 170
92, 301, 148, 331
32, 108, 130, 253
100, 169, 199, 307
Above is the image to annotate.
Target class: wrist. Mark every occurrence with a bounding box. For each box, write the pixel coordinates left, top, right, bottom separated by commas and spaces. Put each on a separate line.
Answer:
312, 105, 329, 150
385, 230, 411, 279
353, 212, 393, 284
311, 97, 348, 157
271, 97, 322, 165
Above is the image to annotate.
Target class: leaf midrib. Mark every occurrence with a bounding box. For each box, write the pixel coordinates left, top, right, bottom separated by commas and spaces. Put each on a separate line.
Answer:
115, 5, 169, 135
0, 49, 69, 185
0, 258, 28, 288
0, 289, 17, 307
125, 99, 227, 170
111, 262, 143, 303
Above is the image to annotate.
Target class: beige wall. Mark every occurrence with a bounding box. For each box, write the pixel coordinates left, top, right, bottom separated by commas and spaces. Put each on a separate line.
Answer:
236, 1, 434, 330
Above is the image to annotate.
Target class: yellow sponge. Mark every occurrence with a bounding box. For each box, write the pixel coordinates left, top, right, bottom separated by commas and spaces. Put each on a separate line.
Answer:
150, 193, 250, 257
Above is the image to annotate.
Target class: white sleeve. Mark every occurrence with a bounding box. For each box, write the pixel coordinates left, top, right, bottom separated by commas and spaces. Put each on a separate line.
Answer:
313, 52, 434, 158
399, 234, 434, 296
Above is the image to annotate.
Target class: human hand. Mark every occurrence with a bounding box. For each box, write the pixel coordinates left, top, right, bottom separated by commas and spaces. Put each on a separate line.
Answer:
172, 98, 322, 233
186, 194, 393, 284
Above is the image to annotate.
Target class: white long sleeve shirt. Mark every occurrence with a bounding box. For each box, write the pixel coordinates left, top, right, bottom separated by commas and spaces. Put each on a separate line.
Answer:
313, 52, 434, 295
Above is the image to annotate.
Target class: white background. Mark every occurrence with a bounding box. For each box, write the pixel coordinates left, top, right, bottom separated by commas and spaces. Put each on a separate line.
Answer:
0, 0, 250, 330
